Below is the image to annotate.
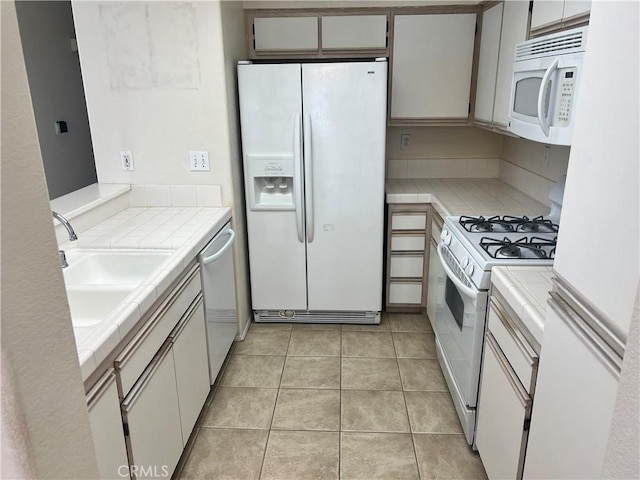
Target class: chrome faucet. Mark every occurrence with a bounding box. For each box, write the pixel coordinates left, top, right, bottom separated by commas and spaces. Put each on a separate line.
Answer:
52, 211, 78, 241
53, 211, 77, 268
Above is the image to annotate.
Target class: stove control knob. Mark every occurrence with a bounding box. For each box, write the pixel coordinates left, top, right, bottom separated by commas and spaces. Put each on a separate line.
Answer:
461, 257, 470, 268
465, 263, 475, 276
440, 229, 448, 241
443, 234, 452, 246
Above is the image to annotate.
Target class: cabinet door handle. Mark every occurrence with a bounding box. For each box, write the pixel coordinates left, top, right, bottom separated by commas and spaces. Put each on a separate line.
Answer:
168, 295, 203, 342
121, 340, 173, 412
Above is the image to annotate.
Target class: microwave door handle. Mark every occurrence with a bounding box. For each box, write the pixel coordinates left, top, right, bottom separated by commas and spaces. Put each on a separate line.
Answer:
437, 243, 478, 300
537, 58, 559, 137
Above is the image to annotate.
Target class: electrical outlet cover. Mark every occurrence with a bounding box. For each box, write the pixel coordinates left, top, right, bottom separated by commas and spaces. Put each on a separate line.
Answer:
401, 134, 411, 150
120, 151, 134, 171
189, 151, 210, 171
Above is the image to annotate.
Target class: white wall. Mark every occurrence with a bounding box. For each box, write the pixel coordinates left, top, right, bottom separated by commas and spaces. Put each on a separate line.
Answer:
1, 2, 98, 477
499, 136, 570, 206
386, 126, 504, 178
15, 0, 97, 199
72, 2, 233, 203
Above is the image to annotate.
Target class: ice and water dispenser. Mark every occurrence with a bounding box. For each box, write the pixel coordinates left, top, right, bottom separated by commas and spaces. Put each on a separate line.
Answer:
246, 154, 295, 210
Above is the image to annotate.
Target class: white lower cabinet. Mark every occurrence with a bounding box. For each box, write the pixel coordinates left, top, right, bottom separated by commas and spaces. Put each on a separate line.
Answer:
476, 334, 531, 480
87, 370, 130, 480
170, 298, 210, 445
121, 341, 183, 480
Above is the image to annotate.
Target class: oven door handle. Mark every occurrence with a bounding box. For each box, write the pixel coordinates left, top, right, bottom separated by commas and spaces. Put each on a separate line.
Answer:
437, 243, 478, 300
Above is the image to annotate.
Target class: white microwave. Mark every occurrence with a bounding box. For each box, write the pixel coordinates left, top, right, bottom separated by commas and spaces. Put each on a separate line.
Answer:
508, 27, 588, 146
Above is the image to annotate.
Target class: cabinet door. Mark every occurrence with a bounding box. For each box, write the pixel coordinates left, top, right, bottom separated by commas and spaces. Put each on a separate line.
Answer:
530, 1, 565, 30
391, 13, 477, 120
171, 297, 210, 446
523, 306, 620, 479
87, 371, 130, 480
253, 16, 318, 52
493, 0, 530, 126
321, 15, 387, 50
122, 342, 183, 479
475, 3, 503, 124
476, 334, 531, 480
562, 0, 591, 20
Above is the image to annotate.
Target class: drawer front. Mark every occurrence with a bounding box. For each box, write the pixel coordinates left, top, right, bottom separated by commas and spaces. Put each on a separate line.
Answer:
488, 302, 538, 394
389, 282, 423, 305
116, 268, 201, 396
390, 255, 424, 278
391, 213, 427, 231
391, 234, 426, 252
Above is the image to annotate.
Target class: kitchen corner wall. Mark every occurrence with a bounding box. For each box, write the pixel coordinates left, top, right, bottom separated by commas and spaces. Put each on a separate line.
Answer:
386, 126, 504, 178
71, 1, 253, 333
500, 136, 570, 206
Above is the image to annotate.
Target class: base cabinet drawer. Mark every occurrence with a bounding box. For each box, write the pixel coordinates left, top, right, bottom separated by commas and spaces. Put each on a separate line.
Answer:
389, 282, 423, 305
391, 213, 427, 231
390, 255, 424, 278
391, 234, 426, 252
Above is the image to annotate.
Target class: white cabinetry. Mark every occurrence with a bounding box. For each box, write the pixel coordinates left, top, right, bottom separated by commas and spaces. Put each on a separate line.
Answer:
170, 299, 210, 445
391, 13, 477, 121
522, 303, 620, 479
425, 212, 444, 331
386, 205, 431, 312
87, 370, 130, 480
475, 0, 529, 128
254, 17, 318, 52
530, 0, 590, 33
321, 15, 387, 50
121, 341, 183, 480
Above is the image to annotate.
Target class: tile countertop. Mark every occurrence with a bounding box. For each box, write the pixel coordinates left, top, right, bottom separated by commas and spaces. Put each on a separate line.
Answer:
62, 206, 232, 381
491, 266, 554, 346
386, 178, 550, 218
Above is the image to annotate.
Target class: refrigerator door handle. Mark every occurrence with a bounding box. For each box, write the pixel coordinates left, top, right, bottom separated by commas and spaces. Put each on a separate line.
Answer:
304, 113, 314, 243
293, 113, 304, 242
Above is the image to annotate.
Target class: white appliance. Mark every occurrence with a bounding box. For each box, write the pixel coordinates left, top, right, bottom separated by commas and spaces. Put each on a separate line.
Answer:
199, 222, 238, 384
508, 27, 588, 146
237, 60, 387, 324
435, 214, 558, 445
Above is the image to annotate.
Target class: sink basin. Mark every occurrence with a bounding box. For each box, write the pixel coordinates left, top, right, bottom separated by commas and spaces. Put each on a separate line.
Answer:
63, 249, 173, 287
66, 287, 133, 328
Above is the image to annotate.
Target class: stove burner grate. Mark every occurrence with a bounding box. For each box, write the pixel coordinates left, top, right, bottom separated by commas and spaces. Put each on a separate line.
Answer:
459, 215, 559, 234
480, 236, 557, 259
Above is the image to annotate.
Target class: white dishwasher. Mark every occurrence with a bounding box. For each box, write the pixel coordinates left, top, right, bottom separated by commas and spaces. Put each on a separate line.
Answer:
199, 222, 238, 384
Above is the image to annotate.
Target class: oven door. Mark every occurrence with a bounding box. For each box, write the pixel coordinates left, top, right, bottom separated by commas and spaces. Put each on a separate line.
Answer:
434, 243, 488, 409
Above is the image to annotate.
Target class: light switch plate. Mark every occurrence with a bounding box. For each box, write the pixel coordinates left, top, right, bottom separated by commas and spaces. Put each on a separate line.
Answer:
189, 151, 210, 171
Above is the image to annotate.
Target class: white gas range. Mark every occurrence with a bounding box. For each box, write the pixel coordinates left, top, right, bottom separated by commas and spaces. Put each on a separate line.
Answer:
432, 214, 558, 446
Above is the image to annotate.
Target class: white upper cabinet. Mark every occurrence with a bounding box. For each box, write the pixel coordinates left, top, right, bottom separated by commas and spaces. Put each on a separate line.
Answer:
531, 0, 591, 31
474, 3, 503, 124
474, 0, 529, 128
254, 16, 319, 52
493, 0, 530, 126
391, 13, 477, 121
321, 15, 387, 50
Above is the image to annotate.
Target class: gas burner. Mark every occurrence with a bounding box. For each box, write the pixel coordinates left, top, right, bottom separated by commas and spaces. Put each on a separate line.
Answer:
459, 215, 516, 233
480, 236, 557, 260
503, 215, 559, 233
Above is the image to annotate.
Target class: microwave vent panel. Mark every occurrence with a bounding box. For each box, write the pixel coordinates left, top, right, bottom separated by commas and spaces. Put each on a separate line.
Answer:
515, 27, 588, 61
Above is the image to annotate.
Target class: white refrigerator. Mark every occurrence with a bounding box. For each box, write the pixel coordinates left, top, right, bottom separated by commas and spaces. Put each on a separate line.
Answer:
237, 60, 387, 323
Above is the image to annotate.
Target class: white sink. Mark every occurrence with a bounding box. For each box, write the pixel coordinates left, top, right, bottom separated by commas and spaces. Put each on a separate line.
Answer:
63, 248, 173, 328
64, 249, 173, 287
66, 287, 133, 328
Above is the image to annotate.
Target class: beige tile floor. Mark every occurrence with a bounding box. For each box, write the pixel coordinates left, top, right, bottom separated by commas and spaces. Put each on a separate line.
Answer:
178, 313, 487, 480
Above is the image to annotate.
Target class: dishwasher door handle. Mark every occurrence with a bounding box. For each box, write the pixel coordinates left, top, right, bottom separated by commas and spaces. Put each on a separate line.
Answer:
201, 228, 235, 265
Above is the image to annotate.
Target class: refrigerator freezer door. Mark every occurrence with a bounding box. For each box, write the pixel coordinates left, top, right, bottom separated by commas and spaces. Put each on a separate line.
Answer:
302, 62, 387, 311
238, 64, 308, 310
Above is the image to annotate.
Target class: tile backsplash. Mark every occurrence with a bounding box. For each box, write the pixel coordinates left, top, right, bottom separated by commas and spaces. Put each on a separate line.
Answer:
387, 158, 501, 179
130, 184, 222, 207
